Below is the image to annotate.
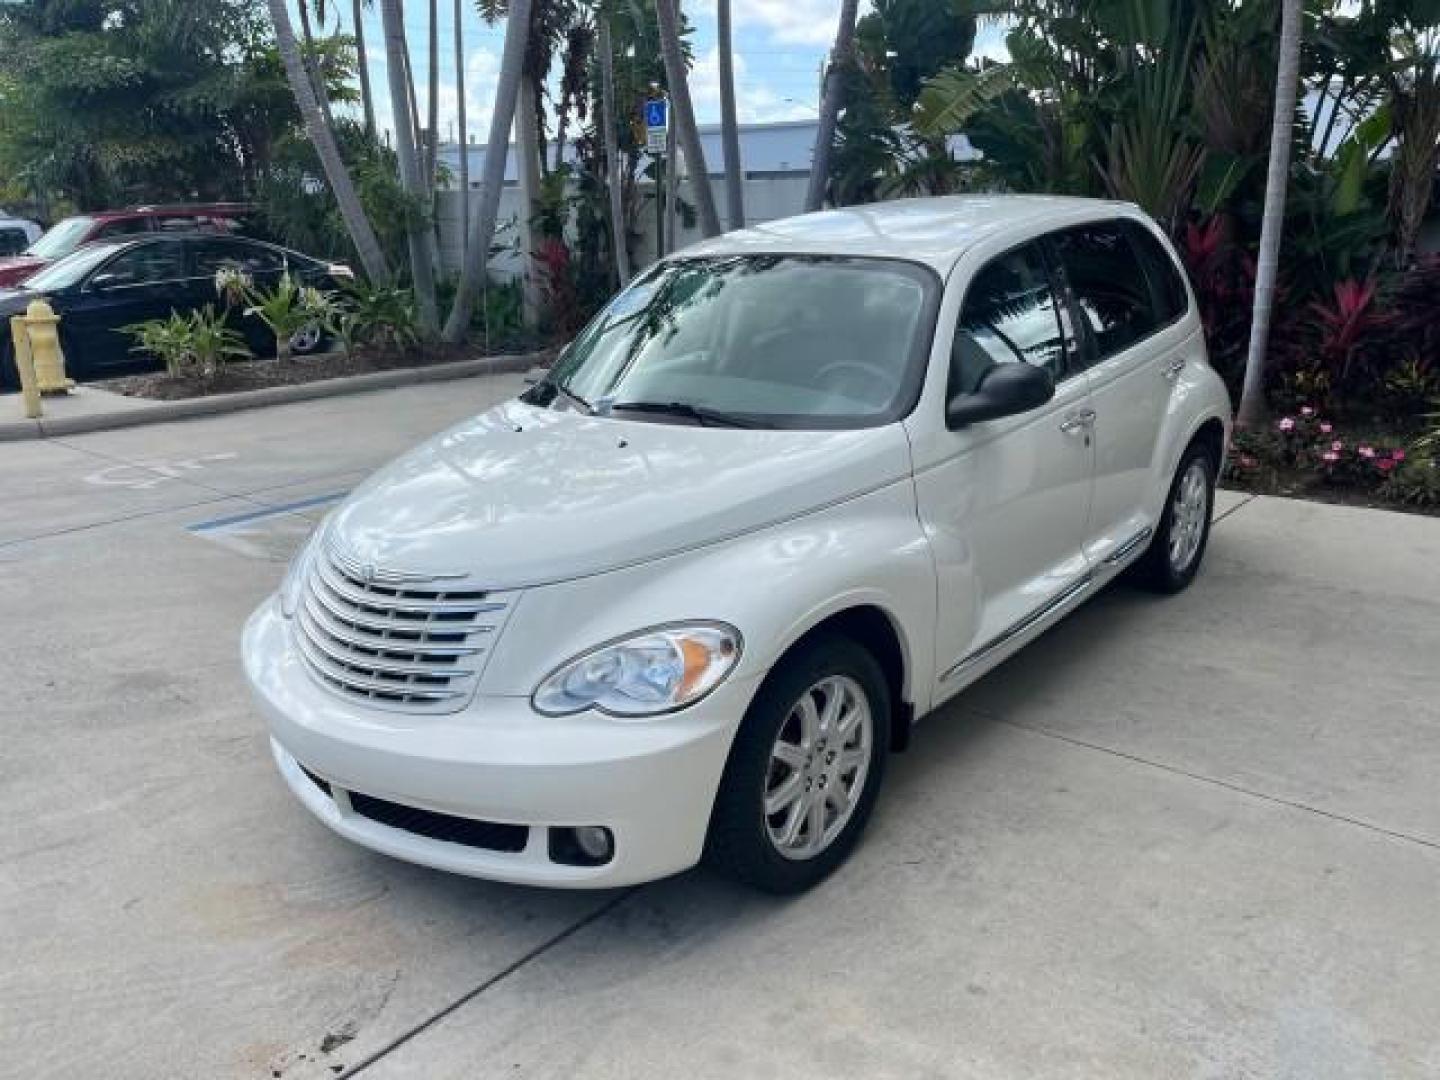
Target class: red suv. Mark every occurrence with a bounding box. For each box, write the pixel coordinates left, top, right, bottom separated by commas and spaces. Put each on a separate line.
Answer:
0, 203, 250, 288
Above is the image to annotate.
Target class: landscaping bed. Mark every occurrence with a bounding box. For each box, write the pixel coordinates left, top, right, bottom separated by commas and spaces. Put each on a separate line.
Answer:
95, 342, 550, 401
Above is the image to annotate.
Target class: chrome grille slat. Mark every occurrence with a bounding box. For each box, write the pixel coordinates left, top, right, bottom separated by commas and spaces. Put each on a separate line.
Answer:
294, 545, 515, 712
295, 632, 466, 702
309, 575, 496, 639
302, 589, 485, 657
315, 558, 506, 615
299, 608, 478, 678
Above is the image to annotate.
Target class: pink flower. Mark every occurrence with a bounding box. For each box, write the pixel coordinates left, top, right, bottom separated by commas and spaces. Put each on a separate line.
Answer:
1278, 417, 1296, 432
1392, 449, 1406, 462
1319, 422, 1333, 434
1358, 445, 1375, 459
1301, 406, 1315, 417
1240, 455, 1257, 468
1377, 459, 1395, 472
1331, 440, 1344, 452
1322, 451, 1339, 463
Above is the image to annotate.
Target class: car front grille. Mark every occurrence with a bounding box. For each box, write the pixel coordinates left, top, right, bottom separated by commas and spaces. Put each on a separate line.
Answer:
295, 544, 515, 711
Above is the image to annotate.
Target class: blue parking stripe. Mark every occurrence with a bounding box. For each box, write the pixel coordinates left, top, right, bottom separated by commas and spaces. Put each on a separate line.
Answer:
187, 490, 348, 532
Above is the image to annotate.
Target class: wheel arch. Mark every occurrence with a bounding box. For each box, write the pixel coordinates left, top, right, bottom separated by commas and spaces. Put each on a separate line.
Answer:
766, 603, 916, 753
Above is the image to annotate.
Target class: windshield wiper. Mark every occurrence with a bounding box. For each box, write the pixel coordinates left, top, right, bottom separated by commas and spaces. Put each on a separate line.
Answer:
544, 378, 594, 414
607, 400, 762, 428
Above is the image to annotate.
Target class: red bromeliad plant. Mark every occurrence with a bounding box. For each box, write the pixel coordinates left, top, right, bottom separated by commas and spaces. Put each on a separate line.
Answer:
1181, 216, 1258, 394
1307, 278, 1395, 388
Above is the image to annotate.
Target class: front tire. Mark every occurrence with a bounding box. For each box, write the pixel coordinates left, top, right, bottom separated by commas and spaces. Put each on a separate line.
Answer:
705, 634, 890, 894
1132, 440, 1216, 594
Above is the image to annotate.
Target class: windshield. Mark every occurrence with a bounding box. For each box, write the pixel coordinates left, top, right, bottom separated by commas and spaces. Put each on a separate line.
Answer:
25, 216, 95, 260
531, 255, 939, 429
23, 241, 127, 292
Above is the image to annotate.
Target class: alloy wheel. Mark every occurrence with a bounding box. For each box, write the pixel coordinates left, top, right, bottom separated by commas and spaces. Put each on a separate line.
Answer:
763, 675, 873, 861
1168, 460, 1210, 573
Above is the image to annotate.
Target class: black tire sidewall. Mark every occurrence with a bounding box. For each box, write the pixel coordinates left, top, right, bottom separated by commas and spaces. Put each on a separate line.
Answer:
706, 635, 891, 894
1153, 444, 1216, 591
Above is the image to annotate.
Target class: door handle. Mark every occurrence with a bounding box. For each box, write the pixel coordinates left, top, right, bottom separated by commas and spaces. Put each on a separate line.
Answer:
1163, 357, 1186, 380
1059, 408, 1096, 435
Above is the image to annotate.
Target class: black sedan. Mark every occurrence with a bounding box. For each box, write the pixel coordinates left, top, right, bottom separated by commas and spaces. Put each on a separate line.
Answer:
0, 234, 352, 389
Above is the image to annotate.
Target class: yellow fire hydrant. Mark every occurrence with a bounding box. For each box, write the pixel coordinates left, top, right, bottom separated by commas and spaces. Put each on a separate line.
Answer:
14, 299, 75, 395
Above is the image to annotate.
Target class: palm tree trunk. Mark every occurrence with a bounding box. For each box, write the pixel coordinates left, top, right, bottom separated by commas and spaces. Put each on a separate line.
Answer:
453, 0, 470, 256
599, 16, 630, 285
655, 0, 721, 237
1236, 0, 1303, 427
296, 1, 338, 134
805, 0, 860, 212
442, 0, 533, 343
516, 81, 544, 327
380, 0, 440, 334
352, 0, 377, 139
665, 121, 679, 253
266, 0, 391, 284
717, 0, 744, 230
426, 0, 440, 188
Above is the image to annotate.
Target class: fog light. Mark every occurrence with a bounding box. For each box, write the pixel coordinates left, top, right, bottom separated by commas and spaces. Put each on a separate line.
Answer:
548, 825, 614, 867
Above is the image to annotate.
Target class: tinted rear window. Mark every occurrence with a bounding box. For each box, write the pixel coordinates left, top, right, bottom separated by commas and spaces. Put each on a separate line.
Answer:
1122, 221, 1188, 325
1052, 223, 1159, 361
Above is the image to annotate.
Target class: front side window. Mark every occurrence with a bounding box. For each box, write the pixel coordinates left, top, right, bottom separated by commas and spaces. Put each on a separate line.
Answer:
93, 242, 186, 287
533, 255, 939, 429
0, 228, 27, 256
950, 243, 1065, 396
1052, 223, 1157, 361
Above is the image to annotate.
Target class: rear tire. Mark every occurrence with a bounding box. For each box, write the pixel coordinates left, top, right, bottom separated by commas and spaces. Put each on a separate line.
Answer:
705, 634, 890, 894
1131, 440, 1216, 594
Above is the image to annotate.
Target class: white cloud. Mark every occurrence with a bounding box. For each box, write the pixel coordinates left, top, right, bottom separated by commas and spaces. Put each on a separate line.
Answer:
689, 46, 817, 124
726, 0, 872, 47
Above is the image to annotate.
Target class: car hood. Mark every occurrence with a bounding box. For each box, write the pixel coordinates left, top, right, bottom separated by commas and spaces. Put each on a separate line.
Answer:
326, 398, 914, 588
0, 256, 44, 286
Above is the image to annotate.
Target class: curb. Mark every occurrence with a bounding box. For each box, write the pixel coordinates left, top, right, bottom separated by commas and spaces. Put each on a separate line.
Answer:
0, 352, 539, 442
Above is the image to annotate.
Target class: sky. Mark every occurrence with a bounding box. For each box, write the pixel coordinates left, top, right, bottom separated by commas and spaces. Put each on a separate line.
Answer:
307, 1, 1007, 146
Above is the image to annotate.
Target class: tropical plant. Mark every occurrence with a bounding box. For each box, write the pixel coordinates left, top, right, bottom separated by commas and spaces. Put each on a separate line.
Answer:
244, 272, 331, 360
124, 306, 252, 379
332, 281, 420, 351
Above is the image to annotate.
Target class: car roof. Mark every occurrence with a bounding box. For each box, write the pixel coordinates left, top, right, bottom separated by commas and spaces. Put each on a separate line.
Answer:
89, 204, 250, 222
681, 195, 1146, 275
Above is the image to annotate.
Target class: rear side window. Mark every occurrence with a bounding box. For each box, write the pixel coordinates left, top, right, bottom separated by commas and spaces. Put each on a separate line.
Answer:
96, 217, 152, 239
950, 243, 1066, 395
1052, 223, 1156, 361
191, 238, 286, 276
1122, 221, 1188, 324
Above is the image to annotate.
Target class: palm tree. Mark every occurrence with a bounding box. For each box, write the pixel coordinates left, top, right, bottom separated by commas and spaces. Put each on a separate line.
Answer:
655, 0, 721, 237
352, 0, 377, 138
425, 0, 440, 187
453, 0, 470, 252
1237, 0, 1303, 427
717, 0, 744, 230
380, 0, 440, 333
265, 0, 391, 283
805, 0, 860, 212
442, 0, 534, 342
598, 13, 630, 284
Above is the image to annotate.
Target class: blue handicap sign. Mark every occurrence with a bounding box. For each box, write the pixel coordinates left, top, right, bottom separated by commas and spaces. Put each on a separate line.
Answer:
644, 100, 667, 128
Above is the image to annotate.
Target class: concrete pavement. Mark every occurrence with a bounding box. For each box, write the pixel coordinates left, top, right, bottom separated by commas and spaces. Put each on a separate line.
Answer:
2, 376, 1437, 1078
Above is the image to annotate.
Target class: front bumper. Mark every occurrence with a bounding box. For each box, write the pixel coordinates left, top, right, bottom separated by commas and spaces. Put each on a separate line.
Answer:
243, 599, 757, 888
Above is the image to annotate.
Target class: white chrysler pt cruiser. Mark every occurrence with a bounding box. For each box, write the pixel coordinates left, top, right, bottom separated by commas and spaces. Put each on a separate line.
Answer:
244, 196, 1231, 893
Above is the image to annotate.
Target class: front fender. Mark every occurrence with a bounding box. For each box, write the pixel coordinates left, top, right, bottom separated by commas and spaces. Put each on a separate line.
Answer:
478, 478, 937, 714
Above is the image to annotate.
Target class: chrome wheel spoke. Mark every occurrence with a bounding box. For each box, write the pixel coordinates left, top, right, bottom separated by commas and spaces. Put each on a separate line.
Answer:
764, 772, 804, 816
778, 795, 808, 847
772, 741, 806, 770
795, 694, 820, 747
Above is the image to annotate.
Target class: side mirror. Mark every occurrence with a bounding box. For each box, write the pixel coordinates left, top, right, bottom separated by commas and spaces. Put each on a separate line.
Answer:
946, 362, 1055, 427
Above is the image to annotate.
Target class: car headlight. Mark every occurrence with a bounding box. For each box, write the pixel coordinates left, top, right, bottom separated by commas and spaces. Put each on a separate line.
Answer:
279, 525, 326, 619
533, 622, 742, 717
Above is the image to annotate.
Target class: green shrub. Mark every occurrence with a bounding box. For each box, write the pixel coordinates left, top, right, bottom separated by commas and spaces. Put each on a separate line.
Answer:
123, 305, 251, 379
